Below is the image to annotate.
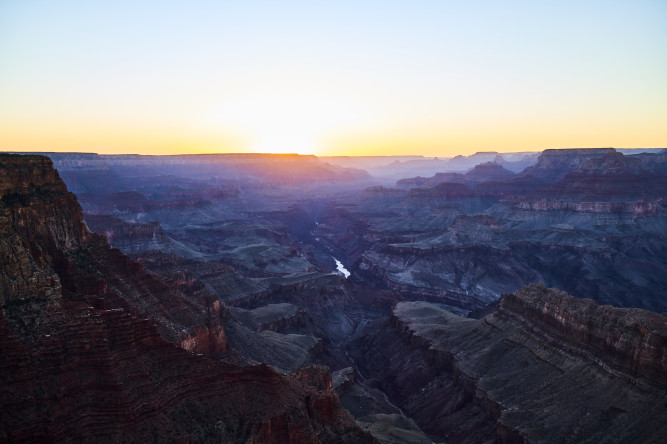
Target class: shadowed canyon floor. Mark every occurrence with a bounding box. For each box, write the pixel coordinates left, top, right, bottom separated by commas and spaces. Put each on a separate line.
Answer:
1, 150, 666, 442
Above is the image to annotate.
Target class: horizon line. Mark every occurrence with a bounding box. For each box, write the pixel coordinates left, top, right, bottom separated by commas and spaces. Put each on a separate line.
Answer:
4, 147, 665, 158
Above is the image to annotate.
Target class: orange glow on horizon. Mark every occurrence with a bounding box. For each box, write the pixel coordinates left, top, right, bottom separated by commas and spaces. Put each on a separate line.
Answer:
1, 2, 665, 158
2, 90, 666, 158
3, 89, 665, 157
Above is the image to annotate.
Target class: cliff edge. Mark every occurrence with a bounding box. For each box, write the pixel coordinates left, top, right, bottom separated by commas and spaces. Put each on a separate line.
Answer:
351, 283, 667, 443
0, 154, 373, 442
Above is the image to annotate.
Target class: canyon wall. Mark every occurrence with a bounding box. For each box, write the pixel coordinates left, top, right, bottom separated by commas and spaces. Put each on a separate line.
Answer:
0, 154, 373, 442
351, 284, 667, 443
318, 149, 667, 312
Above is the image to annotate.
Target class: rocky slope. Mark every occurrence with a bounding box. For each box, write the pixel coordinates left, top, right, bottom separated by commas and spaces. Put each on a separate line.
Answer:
351, 284, 667, 443
0, 154, 374, 442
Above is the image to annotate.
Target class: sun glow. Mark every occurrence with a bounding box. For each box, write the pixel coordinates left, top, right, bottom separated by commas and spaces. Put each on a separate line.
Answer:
199, 90, 373, 155
1, 2, 665, 156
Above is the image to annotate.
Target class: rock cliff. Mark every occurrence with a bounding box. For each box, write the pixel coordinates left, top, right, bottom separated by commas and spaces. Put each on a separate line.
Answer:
0, 154, 374, 442
351, 284, 667, 443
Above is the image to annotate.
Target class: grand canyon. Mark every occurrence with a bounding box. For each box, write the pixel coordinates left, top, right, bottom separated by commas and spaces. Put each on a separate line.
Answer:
1, 148, 665, 442
3, 1, 665, 441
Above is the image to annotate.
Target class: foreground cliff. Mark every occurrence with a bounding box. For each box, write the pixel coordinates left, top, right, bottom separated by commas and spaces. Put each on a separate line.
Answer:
0, 154, 373, 442
351, 284, 667, 443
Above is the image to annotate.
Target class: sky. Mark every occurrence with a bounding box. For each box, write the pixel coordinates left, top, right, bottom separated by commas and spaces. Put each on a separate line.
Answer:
1, 0, 666, 157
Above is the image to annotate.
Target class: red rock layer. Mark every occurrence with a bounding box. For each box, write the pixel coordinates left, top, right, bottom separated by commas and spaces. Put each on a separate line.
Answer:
0, 304, 369, 442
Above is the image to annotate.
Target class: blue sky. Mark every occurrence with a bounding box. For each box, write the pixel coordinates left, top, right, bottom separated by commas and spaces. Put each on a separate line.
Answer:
1, 0, 665, 155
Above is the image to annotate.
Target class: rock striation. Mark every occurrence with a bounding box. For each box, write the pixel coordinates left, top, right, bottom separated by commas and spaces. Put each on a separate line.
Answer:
497, 284, 666, 389
351, 284, 667, 443
0, 154, 374, 442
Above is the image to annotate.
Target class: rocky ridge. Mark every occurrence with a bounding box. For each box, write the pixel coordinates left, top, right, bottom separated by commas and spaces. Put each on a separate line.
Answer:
351, 284, 667, 443
397, 162, 515, 189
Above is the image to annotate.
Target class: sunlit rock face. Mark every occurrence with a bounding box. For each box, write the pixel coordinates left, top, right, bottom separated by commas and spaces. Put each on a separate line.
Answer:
0, 154, 374, 443
351, 284, 667, 443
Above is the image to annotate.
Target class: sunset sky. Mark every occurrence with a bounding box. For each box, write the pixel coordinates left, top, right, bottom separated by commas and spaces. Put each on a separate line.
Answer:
1, 1, 666, 156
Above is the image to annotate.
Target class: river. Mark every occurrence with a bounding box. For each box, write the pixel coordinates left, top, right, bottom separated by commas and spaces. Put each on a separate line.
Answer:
334, 257, 350, 278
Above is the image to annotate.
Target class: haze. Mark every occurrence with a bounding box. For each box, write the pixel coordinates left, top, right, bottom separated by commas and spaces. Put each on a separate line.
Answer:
1, 0, 666, 156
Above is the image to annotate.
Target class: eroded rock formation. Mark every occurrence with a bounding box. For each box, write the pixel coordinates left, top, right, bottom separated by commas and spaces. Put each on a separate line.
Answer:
318, 148, 667, 312
351, 284, 667, 443
0, 154, 374, 442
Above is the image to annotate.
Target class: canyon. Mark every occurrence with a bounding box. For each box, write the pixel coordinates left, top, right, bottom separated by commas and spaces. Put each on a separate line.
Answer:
0, 154, 373, 442
1, 148, 666, 442
350, 284, 666, 443
319, 148, 667, 312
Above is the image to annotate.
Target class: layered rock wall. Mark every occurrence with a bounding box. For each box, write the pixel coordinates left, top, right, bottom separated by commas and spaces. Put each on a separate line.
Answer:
497, 284, 667, 389
0, 154, 374, 442
352, 284, 667, 443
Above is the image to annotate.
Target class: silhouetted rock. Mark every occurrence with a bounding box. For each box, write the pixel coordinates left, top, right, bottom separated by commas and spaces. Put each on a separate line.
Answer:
396, 162, 515, 189
446, 151, 501, 171
464, 161, 515, 182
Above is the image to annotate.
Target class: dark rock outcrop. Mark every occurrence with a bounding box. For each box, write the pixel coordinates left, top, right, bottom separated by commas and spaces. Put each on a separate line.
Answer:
463, 161, 515, 183
0, 154, 374, 443
497, 284, 666, 388
351, 284, 667, 443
